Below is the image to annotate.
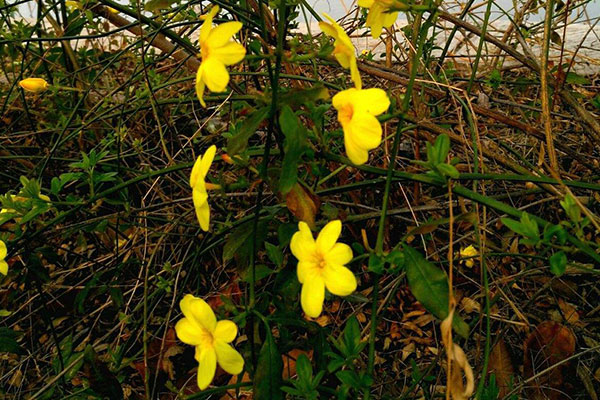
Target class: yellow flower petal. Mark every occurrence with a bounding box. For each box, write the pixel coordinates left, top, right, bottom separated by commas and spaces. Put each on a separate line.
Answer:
195, 65, 207, 107
316, 220, 342, 253
199, 6, 220, 44
384, 11, 398, 28
290, 222, 317, 261
175, 318, 203, 346
214, 320, 238, 343
318, 21, 338, 39
297, 261, 319, 284
334, 51, 352, 69
325, 243, 353, 265
349, 111, 382, 150
180, 294, 217, 332
194, 192, 211, 231
212, 42, 246, 66
214, 340, 244, 375
366, 2, 385, 39
301, 276, 325, 318
0, 240, 6, 259
358, 0, 375, 7
332, 88, 357, 110
320, 13, 361, 89
201, 57, 230, 93
349, 57, 362, 90
195, 346, 217, 390
344, 133, 369, 165
206, 21, 243, 48
190, 145, 216, 188
0, 260, 7, 275
323, 264, 357, 296
353, 88, 390, 115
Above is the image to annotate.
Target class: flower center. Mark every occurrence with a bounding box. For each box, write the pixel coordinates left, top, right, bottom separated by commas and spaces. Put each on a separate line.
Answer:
201, 43, 210, 60
199, 328, 215, 347
338, 103, 354, 127
316, 252, 328, 271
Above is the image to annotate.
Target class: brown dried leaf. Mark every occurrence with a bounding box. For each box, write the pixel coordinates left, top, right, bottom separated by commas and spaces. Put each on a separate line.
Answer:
523, 321, 576, 400
285, 183, 319, 229
488, 338, 515, 398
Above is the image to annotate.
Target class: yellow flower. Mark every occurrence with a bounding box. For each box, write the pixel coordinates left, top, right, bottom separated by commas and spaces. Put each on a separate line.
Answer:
19, 78, 49, 94
196, 6, 246, 107
290, 220, 357, 318
175, 294, 244, 390
332, 87, 390, 165
0, 240, 7, 275
319, 13, 361, 89
190, 145, 217, 231
358, 0, 398, 39
459, 245, 478, 268
65, 1, 82, 11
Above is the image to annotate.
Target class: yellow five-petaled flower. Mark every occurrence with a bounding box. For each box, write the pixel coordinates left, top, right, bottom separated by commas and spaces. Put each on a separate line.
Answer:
319, 13, 362, 89
459, 245, 478, 268
0, 240, 8, 275
332, 87, 390, 165
190, 145, 217, 231
358, 0, 398, 39
19, 78, 49, 94
196, 6, 246, 107
290, 220, 357, 318
175, 294, 244, 390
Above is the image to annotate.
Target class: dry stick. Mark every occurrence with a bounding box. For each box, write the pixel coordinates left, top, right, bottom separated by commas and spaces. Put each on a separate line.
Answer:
358, 60, 592, 170
540, 0, 559, 171
89, 5, 200, 73
437, 10, 600, 144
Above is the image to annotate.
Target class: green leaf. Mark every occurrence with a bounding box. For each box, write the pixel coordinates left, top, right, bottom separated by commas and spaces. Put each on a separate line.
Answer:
265, 242, 283, 267
336, 370, 360, 388
343, 316, 362, 356
549, 251, 567, 277
436, 163, 459, 179
223, 221, 259, 262
434, 134, 450, 164
565, 72, 590, 85
278, 106, 306, 194
295, 354, 313, 384
501, 217, 524, 234
227, 107, 270, 155
402, 245, 470, 339
0, 328, 24, 355
253, 331, 284, 400
144, 0, 179, 12
241, 264, 274, 283
368, 254, 384, 274
560, 194, 581, 224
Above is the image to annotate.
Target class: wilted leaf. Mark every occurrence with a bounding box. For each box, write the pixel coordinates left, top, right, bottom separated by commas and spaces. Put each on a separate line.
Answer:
286, 183, 319, 229
487, 338, 515, 398
523, 321, 576, 400
402, 245, 470, 339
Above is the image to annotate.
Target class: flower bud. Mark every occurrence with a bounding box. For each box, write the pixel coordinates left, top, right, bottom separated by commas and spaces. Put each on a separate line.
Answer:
19, 78, 49, 94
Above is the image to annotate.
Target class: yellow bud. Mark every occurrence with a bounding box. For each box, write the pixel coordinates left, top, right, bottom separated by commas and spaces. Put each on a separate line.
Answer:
19, 78, 49, 94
